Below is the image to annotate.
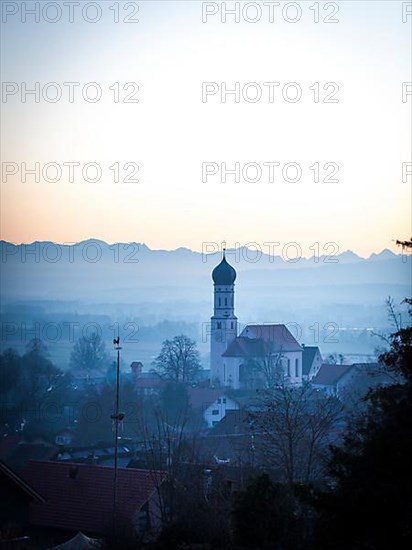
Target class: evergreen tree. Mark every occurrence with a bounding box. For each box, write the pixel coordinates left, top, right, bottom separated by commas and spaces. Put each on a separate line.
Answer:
314, 300, 412, 549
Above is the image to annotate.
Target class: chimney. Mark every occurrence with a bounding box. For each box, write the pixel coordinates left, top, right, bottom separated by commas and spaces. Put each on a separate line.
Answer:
130, 361, 143, 381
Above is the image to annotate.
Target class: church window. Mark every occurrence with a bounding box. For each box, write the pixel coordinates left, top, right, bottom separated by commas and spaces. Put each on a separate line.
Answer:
287, 359, 291, 377
295, 358, 299, 377
218, 298, 221, 306
231, 322, 234, 329
225, 297, 228, 306
223, 398, 226, 404
217, 322, 222, 329
212, 410, 219, 415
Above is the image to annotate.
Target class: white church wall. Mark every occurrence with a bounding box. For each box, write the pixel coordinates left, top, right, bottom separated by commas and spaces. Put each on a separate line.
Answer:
225, 358, 242, 389
283, 351, 303, 384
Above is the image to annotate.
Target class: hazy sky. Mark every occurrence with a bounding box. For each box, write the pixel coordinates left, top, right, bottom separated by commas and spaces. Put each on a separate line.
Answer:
1, 0, 411, 256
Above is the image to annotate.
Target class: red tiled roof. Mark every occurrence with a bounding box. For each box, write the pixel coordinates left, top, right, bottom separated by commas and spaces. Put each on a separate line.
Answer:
312, 364, 354, 386
22, 460, 166, 534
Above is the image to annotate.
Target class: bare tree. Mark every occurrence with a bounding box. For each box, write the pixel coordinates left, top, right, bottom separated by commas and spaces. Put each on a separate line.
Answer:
24, 338, 62, 397
371, 297, 408, 384
325, 353, 345, 365
243, 340, 286, 388
136, 400, 202, 527
251, 383, 344, 484
70, 331, 110, 371
151, 334, 202, 383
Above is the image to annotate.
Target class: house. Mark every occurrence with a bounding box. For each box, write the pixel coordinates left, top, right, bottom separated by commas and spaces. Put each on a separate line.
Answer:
174, 461, 247, 499
187, 387, 239, 428
127, 364, 166, 396
0, 460, 45, 544
130, 361, 143, 379
312, 364, 356, 397
202, 410, 256, 466
70, 369, 106, 390
341, 362, 393, 400
209, 252, 303, 389
312, 362, 392, 399
302, 345, 323, 381
54, 441, 135, 468
55, 428, 75, 447
209, 409, 252, 437
22, 460, 166, 536
135, 375, 166, 397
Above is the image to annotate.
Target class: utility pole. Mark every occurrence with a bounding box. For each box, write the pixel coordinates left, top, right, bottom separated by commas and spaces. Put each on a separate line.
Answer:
111, 335, 123, 534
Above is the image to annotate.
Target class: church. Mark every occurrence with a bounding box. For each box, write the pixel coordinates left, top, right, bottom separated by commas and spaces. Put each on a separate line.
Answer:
210, 251, 304, 389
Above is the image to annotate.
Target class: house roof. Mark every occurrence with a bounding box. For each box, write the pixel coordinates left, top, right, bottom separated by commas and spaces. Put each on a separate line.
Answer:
209, 409, 252, 436
241, 325, 302, 349
5, 441, 58, 473
312, 364, 354, 386
187, 387, 225, 409
223, 324, 302, 358
223, 325, 302, 358
302, 346, 321, 375
346, 363, 392, 391
202, 410, 255, 464
23, 460, 166, 534
0, 460, 45, 503
351, 362, 379, 371
50, 531, 102, 549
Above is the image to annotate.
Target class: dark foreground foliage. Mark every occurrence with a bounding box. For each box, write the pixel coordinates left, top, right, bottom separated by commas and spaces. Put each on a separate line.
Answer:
313, 311, 412, 549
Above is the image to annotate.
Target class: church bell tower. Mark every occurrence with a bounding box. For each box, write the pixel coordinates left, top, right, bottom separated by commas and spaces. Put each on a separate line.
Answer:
210, 249, 238, 386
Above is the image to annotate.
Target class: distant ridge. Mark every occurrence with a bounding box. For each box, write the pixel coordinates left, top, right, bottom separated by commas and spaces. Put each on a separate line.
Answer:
0, 239, 401, 261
